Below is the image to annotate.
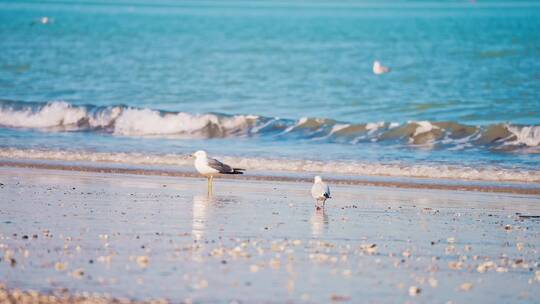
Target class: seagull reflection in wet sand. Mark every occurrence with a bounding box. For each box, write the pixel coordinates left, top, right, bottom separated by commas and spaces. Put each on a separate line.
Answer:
310, 208, 329, 237
192, 194, 211, 241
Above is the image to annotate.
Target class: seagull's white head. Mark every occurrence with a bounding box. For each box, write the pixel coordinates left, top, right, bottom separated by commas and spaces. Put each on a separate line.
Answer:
373, 60, 381, 68
192, 150, 207, 159
314, 176, 322, 183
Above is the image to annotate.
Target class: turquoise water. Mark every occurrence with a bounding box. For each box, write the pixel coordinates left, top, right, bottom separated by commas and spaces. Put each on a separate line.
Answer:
0, 1, 539, 180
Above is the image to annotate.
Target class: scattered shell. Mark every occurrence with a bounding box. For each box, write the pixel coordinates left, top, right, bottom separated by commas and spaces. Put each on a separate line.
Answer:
448, 261, 463, 270
477, 261, 496, 273
269, 258, 281, 269
250, 265, 260, 273
408, 286, 421, 296
136, 256, 149, 268
71, 268, 85, 279
360, 244, 377, 254
460, 282, 473, 291
402, 250, 412, 258
192, 279, 208, 289
54, 262, 67, 271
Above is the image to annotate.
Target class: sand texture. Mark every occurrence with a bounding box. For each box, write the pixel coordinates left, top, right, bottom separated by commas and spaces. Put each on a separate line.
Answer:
1, 167, 539, 303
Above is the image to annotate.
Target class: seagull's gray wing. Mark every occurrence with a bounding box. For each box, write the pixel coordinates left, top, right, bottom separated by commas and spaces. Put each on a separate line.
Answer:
324, 184, 331, 198
207, 158, 234, 173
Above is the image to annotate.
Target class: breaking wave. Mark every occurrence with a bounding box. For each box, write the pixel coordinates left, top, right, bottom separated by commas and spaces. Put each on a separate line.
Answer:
0, 100, 539, 151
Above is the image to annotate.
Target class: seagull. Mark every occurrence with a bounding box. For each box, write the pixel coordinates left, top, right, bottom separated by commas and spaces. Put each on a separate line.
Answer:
192, 150, 245, 193
373, 60, 390, 75
31, 16, 53, 26
311, 176, 331, 209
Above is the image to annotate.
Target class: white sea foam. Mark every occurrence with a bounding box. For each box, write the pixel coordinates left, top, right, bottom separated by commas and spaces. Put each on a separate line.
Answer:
365, 122, 385, 133
112, 108, 258, 136
412, 121, 440, 137
506, 125, 540, 147
329, 124, 350, 135
89, 106, 122, 128
0, 101, 87, 128
0, 101, 258, 137
114, 109, 207, 136
1, 148, 539, 183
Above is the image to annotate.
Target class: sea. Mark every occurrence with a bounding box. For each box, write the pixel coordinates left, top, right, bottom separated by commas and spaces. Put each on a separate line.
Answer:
1, 0, 539, 183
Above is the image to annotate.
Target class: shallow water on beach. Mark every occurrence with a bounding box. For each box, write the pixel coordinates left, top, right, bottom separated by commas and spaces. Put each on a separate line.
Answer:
1, 169, 540, 302
0, 1, 539, 181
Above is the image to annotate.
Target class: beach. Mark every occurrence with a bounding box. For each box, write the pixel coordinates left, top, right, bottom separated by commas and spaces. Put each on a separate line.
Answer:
1, 1, 540, 303
1, 166, 539, 303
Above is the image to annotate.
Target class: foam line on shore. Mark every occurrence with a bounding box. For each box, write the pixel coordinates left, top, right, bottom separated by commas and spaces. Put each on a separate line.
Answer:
1, 148, 539, 183
1, 161, 539, 195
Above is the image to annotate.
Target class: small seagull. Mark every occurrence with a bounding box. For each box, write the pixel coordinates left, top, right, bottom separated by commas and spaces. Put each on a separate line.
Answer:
311, 176, 331, 209
192, 150, 245, 193
373, 60, 390, 75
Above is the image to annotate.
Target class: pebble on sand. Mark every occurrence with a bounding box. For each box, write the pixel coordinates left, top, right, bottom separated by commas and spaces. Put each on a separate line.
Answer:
330, 294, 351, 302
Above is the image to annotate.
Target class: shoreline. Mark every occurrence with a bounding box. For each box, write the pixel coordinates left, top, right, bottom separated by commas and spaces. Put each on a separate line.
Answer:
1, 160, 539, 195
1, 148, 539, 184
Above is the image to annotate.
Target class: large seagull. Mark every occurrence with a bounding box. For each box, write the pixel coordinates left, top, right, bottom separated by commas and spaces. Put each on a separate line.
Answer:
192, 150, 245, 193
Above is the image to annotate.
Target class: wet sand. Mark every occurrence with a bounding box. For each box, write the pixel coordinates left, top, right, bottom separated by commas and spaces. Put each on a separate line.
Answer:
1, 160, 540, 195
0, 167, 539, 303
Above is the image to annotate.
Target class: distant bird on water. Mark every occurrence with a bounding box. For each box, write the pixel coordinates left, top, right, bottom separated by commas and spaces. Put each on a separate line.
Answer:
311, 176, 331, 209
373, 60, 390, 75
192, 150, 245, 193
31, 16, 53, 26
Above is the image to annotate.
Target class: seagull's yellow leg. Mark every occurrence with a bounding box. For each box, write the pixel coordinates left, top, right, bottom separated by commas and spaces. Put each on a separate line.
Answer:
210, 175, 214, 193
